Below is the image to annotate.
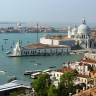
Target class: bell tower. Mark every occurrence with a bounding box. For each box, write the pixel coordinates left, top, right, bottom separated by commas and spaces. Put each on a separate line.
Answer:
68, 24, 71, 38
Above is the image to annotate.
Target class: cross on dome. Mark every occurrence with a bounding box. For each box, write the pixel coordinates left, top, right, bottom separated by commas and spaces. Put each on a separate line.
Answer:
82, 17, 86, 25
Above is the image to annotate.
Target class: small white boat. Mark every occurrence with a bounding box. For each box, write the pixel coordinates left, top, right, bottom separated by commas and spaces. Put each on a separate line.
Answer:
69, 52, 75, 55
35, 63, 42, 65
0, 70, 6, 73
6, 51, 11, 54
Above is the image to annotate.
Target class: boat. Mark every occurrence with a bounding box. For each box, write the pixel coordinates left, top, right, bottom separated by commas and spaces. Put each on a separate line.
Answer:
3, 39, 8, 40
69, 52, 75, 55
24, 70, 42, 75
35, 62, 42, 65
30, 72, 42, 79
29, 60, 35, 62
0, 70, 6, 73
6, 51, 11, 54
49, 66, 56, 68
8, 76, 18, 82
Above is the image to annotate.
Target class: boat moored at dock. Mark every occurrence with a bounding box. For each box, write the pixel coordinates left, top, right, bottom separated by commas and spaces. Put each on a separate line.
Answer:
24, 70, 42, 75
30, 72, 42, 79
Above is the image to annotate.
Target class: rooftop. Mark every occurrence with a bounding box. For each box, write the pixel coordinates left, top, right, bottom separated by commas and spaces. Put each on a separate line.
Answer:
55, 67, 74, 73
77, 74, 90, 78
76, 87, 96, 96
79, 59, 96, 64
23, 43, 69, 49
0, 80, 31, 92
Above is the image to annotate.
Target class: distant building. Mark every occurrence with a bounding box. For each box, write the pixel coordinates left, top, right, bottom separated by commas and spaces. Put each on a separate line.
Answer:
40, 18, 94, 49
16, 23, 25, 33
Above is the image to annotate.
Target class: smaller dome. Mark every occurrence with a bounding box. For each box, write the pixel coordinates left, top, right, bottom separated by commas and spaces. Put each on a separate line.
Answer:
71, 24, 77, 35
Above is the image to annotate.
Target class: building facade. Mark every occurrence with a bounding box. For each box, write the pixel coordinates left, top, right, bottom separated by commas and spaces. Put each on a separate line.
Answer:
12, 40, 71, 56
68, 18, 94, 48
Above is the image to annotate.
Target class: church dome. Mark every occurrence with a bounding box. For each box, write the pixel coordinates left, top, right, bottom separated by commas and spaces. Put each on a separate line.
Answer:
71, 24, 77, 35
77, 18, 90, 34
78, 24, 90, 34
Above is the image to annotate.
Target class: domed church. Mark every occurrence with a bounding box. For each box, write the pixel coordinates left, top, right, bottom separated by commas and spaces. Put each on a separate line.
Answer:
68, 18, 94, 49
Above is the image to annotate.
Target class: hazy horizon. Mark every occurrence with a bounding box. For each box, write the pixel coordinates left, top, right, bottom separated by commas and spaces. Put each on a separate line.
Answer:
0, 0, 96, 24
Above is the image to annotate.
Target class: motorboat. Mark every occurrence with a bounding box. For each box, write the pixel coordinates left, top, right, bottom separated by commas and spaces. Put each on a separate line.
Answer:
3, 39, 8, 40
49, 66, 56, 68
0, 70, 6, 73
69, 52, 75, 55
8, 76, 18, 82
6, 51, 11, 54
29, 60, 35, 62
35, 62, 42, 65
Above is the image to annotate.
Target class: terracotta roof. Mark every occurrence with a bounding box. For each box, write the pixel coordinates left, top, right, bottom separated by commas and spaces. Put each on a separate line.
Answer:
79, 62, 89, 66
79, 59, 96, 64
55, 67, 74, 73
52, 36, 72, 40
76, 87, 96, 96
77, 74, 90, 78
23, 43, 69, 49
91, 69, 96, 73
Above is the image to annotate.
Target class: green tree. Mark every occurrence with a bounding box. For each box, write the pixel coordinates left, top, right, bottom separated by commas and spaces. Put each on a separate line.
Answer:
9, 91, 18, 96
57, 35, 62, 39
32, 73, 51, 96
58, 72, 76, 96
48, 84, 58, 96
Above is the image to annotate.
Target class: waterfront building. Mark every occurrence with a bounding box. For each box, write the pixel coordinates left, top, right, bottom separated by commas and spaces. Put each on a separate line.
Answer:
16, 23, 25, 33
12, 40, 70, 56
68, 18, 94, 48
40, 34, 75, 47
84, 52, 96, 60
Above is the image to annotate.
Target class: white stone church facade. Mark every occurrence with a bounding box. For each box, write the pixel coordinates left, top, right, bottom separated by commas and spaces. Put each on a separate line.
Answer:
68, 18, 94, 49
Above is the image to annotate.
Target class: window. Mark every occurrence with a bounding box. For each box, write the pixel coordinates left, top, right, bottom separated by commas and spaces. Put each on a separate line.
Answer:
57, 74, 59, 77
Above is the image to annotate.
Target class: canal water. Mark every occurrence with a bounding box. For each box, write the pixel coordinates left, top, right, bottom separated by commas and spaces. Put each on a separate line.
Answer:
0, 32, 84, 84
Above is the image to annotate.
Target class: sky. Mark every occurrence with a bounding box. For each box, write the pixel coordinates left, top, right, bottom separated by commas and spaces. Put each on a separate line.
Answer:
0, 0, 96, 27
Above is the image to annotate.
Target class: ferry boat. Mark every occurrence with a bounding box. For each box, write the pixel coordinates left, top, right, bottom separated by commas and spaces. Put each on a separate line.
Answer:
6, 51, 11, 54
31, 72, 42, 79
24, 70, 42, 75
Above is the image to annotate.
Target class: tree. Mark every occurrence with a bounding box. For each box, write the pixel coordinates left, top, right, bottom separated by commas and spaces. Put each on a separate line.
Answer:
57, 35, 62, 39
9, 91, 18, 96
58, 72, 76, 96
48, 84, 58, 96
32, 73, 51, 96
